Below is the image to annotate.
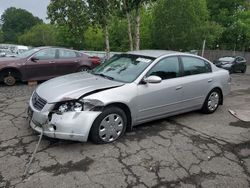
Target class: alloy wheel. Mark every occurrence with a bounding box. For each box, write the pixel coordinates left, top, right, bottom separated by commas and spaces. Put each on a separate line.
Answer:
207, 91, 219, 112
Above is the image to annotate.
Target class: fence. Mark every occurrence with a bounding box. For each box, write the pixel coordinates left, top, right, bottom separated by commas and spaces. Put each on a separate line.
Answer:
198, 50, 250, 64
82, 50, 250, 64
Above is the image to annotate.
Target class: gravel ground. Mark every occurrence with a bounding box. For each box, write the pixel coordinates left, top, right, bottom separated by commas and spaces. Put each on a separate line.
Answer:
0, 68, 249, 188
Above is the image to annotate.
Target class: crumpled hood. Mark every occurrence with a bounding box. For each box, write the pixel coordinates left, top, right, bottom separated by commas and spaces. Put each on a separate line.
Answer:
36, 72, 124, 103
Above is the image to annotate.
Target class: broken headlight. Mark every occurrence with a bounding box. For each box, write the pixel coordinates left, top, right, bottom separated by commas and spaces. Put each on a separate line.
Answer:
56, 99, 104, 113
58, 101, 83, 113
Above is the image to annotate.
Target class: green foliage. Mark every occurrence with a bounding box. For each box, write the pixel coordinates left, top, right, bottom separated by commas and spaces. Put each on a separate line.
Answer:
18, 24, 57, 46
84, 26, 104, 51
140, 7, 153, 49
152, 0, 212, 51
109, 16, 129, 51
47, 0, 89, 49
0, 7, 42, 43
207, 0, 248, 50
0, 29, 4, 43
54, 25, 83, 48
1, 0, 250, 52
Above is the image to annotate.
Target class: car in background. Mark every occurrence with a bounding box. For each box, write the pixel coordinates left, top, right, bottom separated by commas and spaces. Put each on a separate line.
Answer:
80, 52, 101, 66
0, 44, 29, 57
213, 56, 247, 74
28, 50, 231, 144
0, 47, 101, 86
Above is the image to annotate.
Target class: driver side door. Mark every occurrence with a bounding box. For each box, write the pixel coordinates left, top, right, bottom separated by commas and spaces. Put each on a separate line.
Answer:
135, 56, 183, 123
24, 49, 57, 81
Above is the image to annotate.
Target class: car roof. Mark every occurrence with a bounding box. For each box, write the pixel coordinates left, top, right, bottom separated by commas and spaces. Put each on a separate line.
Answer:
36, 46, 77, 51
127, 50, 184, 58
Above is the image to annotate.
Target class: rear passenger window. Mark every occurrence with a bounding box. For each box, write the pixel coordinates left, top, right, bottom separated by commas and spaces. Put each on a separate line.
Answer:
181, 56, 211, 76
147, 56, 180, 80
59, 49, 77, 58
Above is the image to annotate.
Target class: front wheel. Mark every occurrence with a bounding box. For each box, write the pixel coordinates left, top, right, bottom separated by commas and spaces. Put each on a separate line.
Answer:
4, 75, 16, 86
241, 66, 247, 73
202, 89, 221, 114
90, 107, 127, 144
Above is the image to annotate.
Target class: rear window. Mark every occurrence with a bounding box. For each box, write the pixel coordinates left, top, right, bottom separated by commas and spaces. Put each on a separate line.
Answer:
181, 56, 212, 76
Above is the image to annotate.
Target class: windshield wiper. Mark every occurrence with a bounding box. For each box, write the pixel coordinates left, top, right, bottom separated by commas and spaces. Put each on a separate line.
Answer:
93, 73, 114, 80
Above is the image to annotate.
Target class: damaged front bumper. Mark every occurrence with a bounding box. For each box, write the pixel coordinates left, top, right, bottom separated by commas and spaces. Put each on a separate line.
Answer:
28, 99, 101, 142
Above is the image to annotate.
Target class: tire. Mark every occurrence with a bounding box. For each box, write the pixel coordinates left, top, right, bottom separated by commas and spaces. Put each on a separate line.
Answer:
3, 75, 16, 86
201, 89, 221, 114
241, 66, 247, 73
78, 66, 90, 72
90, 107, 127, 144
229, 68, 233, 74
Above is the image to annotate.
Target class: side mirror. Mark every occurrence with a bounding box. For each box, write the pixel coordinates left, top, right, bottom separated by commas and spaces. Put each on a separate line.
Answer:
144, 75, 162, 84
31, 57, 39, 62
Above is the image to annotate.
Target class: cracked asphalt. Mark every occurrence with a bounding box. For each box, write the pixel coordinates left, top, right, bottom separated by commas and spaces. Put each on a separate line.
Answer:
0, 68, 250, 188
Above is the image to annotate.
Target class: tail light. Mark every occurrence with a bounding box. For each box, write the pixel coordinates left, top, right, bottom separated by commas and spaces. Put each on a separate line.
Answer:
89, 56, 101, 66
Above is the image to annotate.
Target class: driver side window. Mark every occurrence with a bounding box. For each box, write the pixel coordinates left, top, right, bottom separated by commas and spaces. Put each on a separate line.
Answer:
34, 49, 56, 60
147, 56, 180, 80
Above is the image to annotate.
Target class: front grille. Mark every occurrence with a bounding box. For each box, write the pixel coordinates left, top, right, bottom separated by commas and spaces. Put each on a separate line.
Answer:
32, 92, 47, 111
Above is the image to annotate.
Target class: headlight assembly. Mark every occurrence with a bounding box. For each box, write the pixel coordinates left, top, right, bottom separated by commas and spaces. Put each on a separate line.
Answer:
58, 101, 83, 113
56, 99, 104, 113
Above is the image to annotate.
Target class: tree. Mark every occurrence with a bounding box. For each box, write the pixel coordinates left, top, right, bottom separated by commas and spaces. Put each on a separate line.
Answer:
120, 0, 154, 50
0, 7, 42, 43
47, 0, 89, 49
109, 16, 129, 51
152, 0, 220, 51
206, 0, 248, 50
84, 26, 104, 51
18, 24, 57, 46
87, 0, 118, 58
0, 29, 3, 43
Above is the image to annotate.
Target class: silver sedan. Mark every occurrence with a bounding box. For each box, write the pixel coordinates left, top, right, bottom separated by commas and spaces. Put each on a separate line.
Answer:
28, 50, 231, 144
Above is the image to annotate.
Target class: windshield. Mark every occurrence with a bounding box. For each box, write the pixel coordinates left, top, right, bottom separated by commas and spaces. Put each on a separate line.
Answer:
16, 48, 40, 58
92, 54, 155, 83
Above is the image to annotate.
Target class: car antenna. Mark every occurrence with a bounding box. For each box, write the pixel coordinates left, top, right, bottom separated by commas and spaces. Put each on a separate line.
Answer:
23, 128, 44, 177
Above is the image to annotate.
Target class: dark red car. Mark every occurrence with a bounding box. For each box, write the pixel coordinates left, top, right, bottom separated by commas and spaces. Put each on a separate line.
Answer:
0, 47, 101, 86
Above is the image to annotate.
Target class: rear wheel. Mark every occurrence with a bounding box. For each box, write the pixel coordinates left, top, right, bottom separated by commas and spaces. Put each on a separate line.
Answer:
90, 107, 127, 144
202, 89, 221, 114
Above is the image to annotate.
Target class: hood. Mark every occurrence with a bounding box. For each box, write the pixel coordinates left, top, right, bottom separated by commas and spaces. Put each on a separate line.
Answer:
36, 72, 124, 103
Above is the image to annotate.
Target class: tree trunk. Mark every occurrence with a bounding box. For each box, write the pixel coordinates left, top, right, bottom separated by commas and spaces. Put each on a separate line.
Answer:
134, 8, 140, 50
126, 11, 133, 51
105, 24, 110, 59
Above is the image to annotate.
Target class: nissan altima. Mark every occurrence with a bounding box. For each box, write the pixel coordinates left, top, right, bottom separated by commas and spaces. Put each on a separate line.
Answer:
28, 50, 231, 144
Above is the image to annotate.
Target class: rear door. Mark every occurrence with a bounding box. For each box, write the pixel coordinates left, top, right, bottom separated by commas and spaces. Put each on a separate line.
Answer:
24, 48, 57, 81
135, 56, 183, 122
54, 49, 81, 76
178, 56, 213, 110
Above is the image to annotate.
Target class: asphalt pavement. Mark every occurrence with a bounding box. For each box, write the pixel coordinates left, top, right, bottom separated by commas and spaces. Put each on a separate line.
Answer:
0, 68, 249, 188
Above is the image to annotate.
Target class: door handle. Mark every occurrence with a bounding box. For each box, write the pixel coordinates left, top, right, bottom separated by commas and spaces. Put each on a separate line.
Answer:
74, 60, 80, 63
176, 86, 183, 90
49, 61, 55, 63
208, 79, 213, 83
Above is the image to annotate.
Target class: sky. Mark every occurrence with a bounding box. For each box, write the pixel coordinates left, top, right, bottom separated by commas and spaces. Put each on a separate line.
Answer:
0, 0, 50, 22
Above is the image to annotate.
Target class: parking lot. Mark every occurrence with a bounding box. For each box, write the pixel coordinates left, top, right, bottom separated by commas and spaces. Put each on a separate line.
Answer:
0, 68, 250, 188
